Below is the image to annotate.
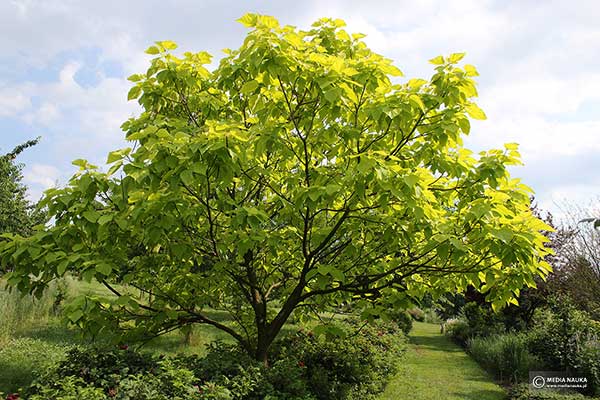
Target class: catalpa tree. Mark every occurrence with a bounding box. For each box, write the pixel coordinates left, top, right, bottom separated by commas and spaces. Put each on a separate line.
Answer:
0, 14, 552, 362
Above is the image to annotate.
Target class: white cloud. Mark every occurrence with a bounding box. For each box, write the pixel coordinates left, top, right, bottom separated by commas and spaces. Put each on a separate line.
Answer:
0, 84, 32, 117
23, 163, 61, 200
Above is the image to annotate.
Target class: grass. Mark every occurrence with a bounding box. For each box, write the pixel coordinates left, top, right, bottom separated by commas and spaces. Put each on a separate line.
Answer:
379, 321, 507, 400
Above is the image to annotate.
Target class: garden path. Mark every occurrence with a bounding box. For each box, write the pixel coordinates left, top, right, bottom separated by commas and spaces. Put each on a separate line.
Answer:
379, 321, 507, 400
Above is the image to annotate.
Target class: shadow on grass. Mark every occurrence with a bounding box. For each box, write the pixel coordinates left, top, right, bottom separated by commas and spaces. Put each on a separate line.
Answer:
409, 334, 463, 353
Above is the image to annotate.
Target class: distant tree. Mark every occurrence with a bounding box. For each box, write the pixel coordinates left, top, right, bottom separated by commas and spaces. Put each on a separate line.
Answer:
0, 137, 45, 237
0, 15, 552, 363
548, 203, 600, 319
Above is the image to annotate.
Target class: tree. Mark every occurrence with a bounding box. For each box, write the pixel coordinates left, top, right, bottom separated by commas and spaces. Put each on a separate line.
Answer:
547, 203, 600, 318
0, 15, 552, 363
0, 137, 45, 237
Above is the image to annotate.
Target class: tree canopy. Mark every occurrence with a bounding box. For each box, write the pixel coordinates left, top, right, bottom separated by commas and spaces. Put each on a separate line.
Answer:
0, 14, 552, 362
0, 137, 45, 238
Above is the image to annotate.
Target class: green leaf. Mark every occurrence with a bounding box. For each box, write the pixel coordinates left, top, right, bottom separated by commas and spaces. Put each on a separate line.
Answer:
492, 228, 514, 243
107, 148, 131, 164
57, 260, 69, 275
72, 159, 89, 169
465, 103, 487, 120
464, 64, 479, 76
157, 40, 178, 50
408, 94, 425, 111
107, 160, 123, 176
404, 174, 419, 188
96, 263, 112, 276
127, 86, 142, 101
241, 80, 259, 94
68, 310, 84, 323
429, 56, 445, 65
98, 215, 113, 225
180, 170, 194, 186
145, 45, 160, 55
237, 13, 258, 27
318, 265, 332, 276
449, 52, 466, 63
82, 210, 99, 223
381, 64, 403, 77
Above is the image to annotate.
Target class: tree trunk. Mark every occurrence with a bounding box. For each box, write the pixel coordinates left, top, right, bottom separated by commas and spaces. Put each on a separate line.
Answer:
255, 340, 271, 367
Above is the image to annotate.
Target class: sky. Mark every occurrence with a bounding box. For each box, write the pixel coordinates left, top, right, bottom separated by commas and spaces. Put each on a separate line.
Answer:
1, 0, 599, 221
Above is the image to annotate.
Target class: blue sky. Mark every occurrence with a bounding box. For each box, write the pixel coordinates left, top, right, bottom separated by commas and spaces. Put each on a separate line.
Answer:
1, 0, 599, 220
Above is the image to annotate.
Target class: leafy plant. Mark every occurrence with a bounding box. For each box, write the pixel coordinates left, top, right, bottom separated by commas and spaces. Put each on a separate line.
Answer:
0, 13, 552, 362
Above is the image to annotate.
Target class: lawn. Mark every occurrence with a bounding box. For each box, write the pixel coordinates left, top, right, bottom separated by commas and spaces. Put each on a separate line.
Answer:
380, 321, 507, 400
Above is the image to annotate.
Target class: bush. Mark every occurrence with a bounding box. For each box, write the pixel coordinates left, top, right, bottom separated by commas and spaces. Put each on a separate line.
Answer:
444, 319, 471, 347
27, 376, 108, 400
25, 346, 204, 400
271, 318, 407, 400
462, 302, 505, 338
23, 318, 406, 400
407, 307, 425, 322
508, 384, 586, 400
468, 333, 540, 383
387, 310, 413, 334
528, 300, 600, 395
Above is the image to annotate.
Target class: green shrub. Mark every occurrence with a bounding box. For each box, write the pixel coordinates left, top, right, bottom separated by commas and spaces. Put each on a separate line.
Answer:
444, 319, 470, 347
462, 302, 505, 338
25, 346, 204, 400
53, 346, 158, 390
272, 318, 406, 400
387, 309, 413, 334
468, 333, 540, 383
23, 318, 405, 400
27, 376, 108, 400
528, 300, 600, 395
407, 307, 425, 321
508, 383, 586, 400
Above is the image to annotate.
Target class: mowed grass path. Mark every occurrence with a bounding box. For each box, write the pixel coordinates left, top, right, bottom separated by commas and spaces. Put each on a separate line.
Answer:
380, 322, 507, 400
